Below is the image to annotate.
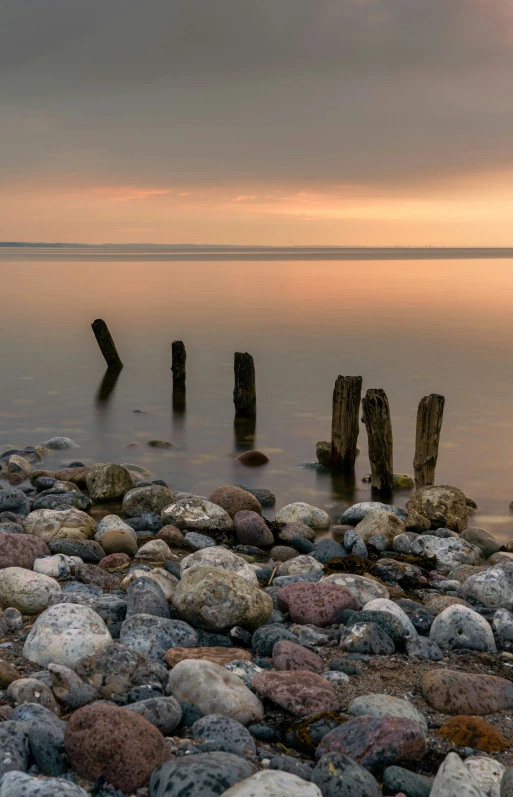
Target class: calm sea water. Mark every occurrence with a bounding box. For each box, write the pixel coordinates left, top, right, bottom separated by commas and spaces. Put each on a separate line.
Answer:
1, 247, 513, 541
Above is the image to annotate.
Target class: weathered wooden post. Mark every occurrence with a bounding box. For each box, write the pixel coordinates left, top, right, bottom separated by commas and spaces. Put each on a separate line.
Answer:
362, 388, 394, 493
233, 352, 256, 417
331, 375, 362, 471
414, 393, 445, 488
91, 319, 123, 369
171, 340, 186, 382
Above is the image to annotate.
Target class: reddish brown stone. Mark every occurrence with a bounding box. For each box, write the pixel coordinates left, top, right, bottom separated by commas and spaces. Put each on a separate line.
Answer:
64, 703, 170, 792
236, 450, 270, 467
422, 669, 513, 715
157, 526, 184, 545
315, 715, 427, 773
99, 553, 131, 571
8, 474, 24, 486
209, 485, 262, 518
272, 640, 324, 673
28, 470, 56, 483
74, 563, 121, 592
277, 582, 359, 626
438, 716, 510, 752
252, 671, 339, 717
164, 647, 252, 667
54, 466, 91, 487
0, 531, 50, 569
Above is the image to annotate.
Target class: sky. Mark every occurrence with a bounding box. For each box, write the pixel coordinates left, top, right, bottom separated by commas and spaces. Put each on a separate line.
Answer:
1, 0, 513, 245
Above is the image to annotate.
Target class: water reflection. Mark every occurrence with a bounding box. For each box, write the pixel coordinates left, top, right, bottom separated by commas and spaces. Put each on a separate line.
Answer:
233, 414, 257, 451
95, 367, 122, 405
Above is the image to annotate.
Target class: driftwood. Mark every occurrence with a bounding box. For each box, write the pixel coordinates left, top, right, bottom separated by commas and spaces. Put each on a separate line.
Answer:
331, 375, 362, 470
414, 393, 445, 487
361, 388, 393, 492
91, 319, 123, 369
233, 352, 256, 416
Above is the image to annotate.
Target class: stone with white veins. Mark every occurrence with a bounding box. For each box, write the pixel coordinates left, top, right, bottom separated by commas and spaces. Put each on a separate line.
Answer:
275, 502, 331, 530
465, 757, 504, 797
24, 508, 96, 542
411, 535, 481, 570
23, 603, 113, 667
161, 497, 234, 531
463, 562, 513, 611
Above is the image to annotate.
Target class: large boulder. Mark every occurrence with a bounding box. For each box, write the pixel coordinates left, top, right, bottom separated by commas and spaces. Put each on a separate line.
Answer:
0, 531, 50, 569
161, 497, 234, 532
275, 503, 330, 530
422, 670, 513, 715
172, 566, 273, 631
407, 486, 472, 532
86, 464, 135, 502
429, 605, 496, 653
209, 486, 262, 518
180, 546, 258, 584
355, 511, 405, 543
122, 484, 176, 517
168, 660, 264, 725
463, 562, 513, 610
0, 567, 61, 614
64, 704, 170, 792
23, 604, 113, 667
23, 508, 96, 542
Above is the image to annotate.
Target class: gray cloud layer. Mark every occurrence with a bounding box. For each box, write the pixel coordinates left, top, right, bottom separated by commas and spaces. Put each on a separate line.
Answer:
2, 0, 512, 187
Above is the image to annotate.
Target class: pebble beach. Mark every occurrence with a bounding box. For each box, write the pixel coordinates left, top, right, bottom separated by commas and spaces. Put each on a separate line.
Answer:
0, 438, 511, 797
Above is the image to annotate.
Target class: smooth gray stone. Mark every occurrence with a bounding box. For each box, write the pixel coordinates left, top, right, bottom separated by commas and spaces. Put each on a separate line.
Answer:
0, 772, 88, 797
124, 695, 182, 735
126, 577, 170, 619
150, 752, 256, 797
192, 714, 256, 756
312, 752, 381, 797
120, 613, 197, 659
0, 722, 29, 777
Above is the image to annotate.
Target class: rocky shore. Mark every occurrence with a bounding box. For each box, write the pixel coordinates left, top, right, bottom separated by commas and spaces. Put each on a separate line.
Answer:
0, 439, 511, 796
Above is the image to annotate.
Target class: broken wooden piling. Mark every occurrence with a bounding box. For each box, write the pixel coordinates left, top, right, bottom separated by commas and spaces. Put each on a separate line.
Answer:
413, 393, 445, 488
91, 319, 123, 370
233, 352, 256, 416
171, 340, 187, 382
331, 375, 362, 471
362, 388, 394, 492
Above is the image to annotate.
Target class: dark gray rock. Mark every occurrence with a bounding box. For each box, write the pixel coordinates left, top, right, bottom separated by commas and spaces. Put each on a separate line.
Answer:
0, 721, 29, 776
340, 503, 407, 526
149, 752, 256, 797
313, 752, 381, 797
126, 577, 170, 619
314, 539, 346, 564
0, 772, 88, 797
349, 611, 407, 647
251, 624, 298, 657
406, 636, 443, 660
234, 485, 276, 507
272, 572, 323, 588
330, 659, 362, 676
192, 715, 256, 756
291, 537, 316, 555
233, 512, 274, 548
125, 512, 163, 532
120, 614, 197, 659
33, 492, 91, 512
27, 720, 66, 776
383, 765, 433, 797
0, 489, 31, 516
340, 623, 395, 656
182, 532, 217, 550
49, 539, 105, 563
269, 755, 312, 781
62, 582, 102, 597
197, 630, 232, 648
124, 695, 182, 735
126, 685, 163, 703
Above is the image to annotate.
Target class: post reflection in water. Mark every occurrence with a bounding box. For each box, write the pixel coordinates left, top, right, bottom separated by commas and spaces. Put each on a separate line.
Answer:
95, 367, 122, 406
233, 414, 257, 451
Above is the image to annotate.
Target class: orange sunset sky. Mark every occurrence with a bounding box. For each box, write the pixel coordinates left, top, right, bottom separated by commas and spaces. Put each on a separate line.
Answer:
1, 0, 513, 246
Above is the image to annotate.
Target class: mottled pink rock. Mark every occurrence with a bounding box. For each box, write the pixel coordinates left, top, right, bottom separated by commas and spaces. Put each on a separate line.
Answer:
316, 715, 427, 773
99, 553, 130, 571
272, 640, 324, 673
422, 669, 513, 715
277, 582, 358, 626
0, 531, 50, 569
252, 671, 339, 717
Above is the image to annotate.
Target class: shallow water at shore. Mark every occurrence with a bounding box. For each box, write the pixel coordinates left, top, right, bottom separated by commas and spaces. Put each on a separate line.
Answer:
1, 248, 513, 540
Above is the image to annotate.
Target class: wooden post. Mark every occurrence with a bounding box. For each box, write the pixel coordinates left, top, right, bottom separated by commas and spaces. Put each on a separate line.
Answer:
331, 375, 362, 471
233, 352, 256, 416
414, 393, 445, 488
171, 340, 186, 382
362, 388, 393, 493
91, 319, 123, 369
